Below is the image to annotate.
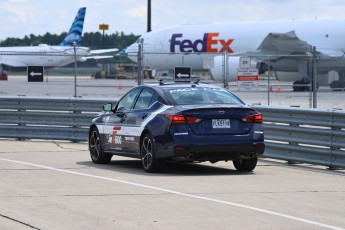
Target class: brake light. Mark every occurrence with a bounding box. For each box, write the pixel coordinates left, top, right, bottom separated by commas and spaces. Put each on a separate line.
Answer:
186, 116, 202, 124
166, 115, 186, 124
165, 115, 202, 125
242, 114, 263, 123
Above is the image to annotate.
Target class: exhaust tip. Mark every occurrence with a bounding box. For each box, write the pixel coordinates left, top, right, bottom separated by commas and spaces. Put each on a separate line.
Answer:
187, 153, 195, 160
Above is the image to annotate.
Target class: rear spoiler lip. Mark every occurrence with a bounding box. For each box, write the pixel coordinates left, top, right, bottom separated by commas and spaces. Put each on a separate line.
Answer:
174, 104, 251, 111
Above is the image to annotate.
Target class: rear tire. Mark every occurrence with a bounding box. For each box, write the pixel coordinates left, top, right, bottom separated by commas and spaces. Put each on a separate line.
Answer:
141, 133, 163, 173
89, 128, 112, 164
233, 157, 258, 172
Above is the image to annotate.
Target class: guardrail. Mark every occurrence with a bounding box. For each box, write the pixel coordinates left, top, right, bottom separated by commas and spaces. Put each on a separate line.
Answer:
253, 105, 345, 169
0, 96, 344, 169
0, 96, 111, 142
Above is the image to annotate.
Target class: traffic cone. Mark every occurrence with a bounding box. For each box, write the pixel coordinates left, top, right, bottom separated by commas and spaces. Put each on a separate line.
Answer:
277, 86, 282, 93
118, 83, 122, 90
269, 85, 272, 91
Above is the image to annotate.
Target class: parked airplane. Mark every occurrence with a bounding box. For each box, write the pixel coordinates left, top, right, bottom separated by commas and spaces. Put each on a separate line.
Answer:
0, 7, 117, 69
125, 20, 345, 90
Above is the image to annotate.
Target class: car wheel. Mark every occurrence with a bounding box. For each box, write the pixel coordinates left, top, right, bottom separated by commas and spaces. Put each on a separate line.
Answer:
141, 133, 163, 173
89, 128, 112, 164
233, 157, 258, 172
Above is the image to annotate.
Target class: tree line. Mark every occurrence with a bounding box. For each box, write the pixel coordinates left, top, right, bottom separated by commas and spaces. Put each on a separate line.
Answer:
0, 31, 140, 50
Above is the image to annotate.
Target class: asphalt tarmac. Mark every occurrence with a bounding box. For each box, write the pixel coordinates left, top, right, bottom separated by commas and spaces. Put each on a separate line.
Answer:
0, 139, 344, 230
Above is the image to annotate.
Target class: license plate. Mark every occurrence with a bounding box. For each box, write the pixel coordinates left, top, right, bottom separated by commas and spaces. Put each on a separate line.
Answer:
212, 119, 231, 129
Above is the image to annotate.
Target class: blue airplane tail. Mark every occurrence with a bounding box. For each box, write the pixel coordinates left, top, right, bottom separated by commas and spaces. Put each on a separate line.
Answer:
59, 7, 86, 47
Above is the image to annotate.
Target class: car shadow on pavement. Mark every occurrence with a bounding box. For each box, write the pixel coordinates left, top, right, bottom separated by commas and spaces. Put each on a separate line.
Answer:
76, 158, 255, 176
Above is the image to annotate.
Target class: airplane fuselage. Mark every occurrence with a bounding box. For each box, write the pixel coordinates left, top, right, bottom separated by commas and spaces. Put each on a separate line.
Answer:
126, 19, 345, 77
0, 45, 90, 67
0, 7, 117, 69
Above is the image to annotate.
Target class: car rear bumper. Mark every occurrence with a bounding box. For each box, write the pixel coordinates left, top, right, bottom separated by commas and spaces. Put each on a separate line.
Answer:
157, 142, 265, 161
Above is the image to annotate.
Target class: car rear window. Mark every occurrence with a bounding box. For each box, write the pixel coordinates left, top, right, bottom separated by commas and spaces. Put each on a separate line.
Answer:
165, 87, 244, 105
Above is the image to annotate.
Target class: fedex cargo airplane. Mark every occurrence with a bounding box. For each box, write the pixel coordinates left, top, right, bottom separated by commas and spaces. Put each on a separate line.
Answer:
0, 7, 117, 68
125, 20, 345, 90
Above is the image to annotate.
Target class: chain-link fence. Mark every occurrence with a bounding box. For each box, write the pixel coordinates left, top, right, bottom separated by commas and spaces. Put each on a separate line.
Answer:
137, 50, 345, 109
1, 51, 345, 109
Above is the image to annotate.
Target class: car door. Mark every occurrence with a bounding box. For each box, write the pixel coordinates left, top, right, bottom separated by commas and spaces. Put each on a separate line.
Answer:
102, 87, 141, 154
122, 88, 157, 154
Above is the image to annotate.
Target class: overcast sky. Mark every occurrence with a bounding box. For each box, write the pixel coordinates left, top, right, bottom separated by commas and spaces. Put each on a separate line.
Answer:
1, 0, 345, 42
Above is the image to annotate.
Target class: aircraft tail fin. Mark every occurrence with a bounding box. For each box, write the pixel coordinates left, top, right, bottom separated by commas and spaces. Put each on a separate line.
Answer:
59, 7, 86, 47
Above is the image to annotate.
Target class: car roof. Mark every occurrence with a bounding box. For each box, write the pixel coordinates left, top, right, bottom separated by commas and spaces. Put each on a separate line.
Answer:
145, 82, 223, 90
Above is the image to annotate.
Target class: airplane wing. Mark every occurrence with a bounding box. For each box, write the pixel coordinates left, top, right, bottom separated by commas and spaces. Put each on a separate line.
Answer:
79, 56, 114, 61
79, 48, 118, 61
245, 31, 343, 58
234, 30, 343, 63
257, 31, 312, 54
316, 49, 345, 58
79, 48, 119, 61
233, 31, 316, 60
89, 48, 119, 54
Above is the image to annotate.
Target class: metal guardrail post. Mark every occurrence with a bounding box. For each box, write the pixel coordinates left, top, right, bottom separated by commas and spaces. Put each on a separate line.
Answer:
17, 105, 26, 141
330, 108, 341, 170
287, 108, 301, 165
72, 98, 81, 143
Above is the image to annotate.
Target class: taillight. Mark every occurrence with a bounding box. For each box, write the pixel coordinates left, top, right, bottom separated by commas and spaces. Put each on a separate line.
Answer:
166, 115, 186, 124
186, 116, 202, 124
242, 114, 263, 123
165, 115, 202, 125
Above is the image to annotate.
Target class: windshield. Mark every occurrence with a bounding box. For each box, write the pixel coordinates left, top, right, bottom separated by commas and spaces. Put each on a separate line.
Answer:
165, 87, 244, 105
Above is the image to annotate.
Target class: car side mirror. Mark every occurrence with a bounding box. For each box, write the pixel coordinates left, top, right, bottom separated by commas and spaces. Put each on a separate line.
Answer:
103, 103, 112, 112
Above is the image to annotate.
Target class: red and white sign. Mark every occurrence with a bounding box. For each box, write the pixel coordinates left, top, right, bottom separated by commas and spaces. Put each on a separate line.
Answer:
237, 68, 259, 88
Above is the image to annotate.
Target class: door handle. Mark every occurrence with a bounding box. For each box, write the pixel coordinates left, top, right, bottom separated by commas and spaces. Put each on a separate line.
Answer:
142, 113, 148, 119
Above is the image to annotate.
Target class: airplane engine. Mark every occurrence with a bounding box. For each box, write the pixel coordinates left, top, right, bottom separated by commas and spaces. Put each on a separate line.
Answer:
256, 62, 272, 74
210, 56, 240, 82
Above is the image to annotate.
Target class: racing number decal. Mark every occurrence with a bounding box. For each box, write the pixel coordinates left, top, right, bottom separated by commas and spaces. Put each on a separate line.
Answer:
114, 136, 122, 144
110, 126, 122, 144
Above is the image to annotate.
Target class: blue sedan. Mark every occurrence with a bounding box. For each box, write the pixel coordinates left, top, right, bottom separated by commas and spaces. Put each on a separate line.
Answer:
88, 82, 264, 173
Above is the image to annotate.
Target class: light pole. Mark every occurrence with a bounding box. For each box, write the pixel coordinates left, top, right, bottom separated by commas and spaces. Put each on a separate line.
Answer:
99, 24, 109, 76
73, 41, 77, 97
147, 0, 151, 32
99, 24, 109, 48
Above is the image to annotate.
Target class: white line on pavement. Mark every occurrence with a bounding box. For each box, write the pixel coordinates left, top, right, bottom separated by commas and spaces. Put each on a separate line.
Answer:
1, 158, 344, 230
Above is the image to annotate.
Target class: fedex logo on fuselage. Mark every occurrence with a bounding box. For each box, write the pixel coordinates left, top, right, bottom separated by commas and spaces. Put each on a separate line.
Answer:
170, 33, 234, 53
